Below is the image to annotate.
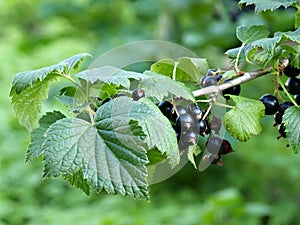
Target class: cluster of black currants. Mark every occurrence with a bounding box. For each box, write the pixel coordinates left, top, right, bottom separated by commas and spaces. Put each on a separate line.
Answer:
158, 101, 209, 152
197, 69, 241, 100
259, 64, 300, 140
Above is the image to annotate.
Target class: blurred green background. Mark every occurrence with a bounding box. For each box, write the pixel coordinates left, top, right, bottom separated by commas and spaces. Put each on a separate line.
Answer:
1, 0, 299, 224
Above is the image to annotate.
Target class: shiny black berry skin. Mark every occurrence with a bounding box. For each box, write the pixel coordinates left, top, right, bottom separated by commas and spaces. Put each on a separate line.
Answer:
259, 94, 279, 115
132, 89, 145, 100
181, 131, 198, 146
278, 123, 287, 139
207, 69, 217, 76
295, 94, 300, 105
206, 136, 223, 155
176, 113, 195, 132
216, 74, 223, 81
219, 139, 234, 155
191, 105, 203, 121
273, 112, 282, 126
283, 65, 300, 77
176, 105, 188, 116
285, 77, 300, 95
278, 102, 293, 114
202, 76, 218, 87
158, 101, 177, 122
222, 79, 241, 99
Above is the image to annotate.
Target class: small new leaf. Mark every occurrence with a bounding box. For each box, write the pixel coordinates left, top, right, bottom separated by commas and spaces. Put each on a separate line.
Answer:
26, 111, 65, 162
224, 95, 265, 142
140, 71, 195, 102
282, 106, 300, 153
239, 0, 298, 12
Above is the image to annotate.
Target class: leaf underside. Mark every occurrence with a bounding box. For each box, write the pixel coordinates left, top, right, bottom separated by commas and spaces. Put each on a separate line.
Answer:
239, 0, 298, 12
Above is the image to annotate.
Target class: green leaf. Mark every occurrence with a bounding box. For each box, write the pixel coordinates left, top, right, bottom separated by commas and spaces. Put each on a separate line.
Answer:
131, 98, 180, 167
225, 46, 250, 67
275, 28, 300, 43
187, 145, 201, 169
147, 149, 167, 166
43, 97, 151, 200
224, 95, 265, 142
75, 66, 148, 89
10, 77, 58, 130
64, 169, 90, 195
140, 71, 195, 102
26, 111, 65, 162
239, 0, 298, 12
150, 57, 209, 82
236, 25, 270, 44
282, 106, 300, 153
296, 7, 300, 28
59, 86, 77, 97
12, 53, 90, 94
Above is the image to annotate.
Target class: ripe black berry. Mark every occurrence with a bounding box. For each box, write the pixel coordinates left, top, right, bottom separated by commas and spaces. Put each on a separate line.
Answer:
216, 74, 223, 81
181, 131, 198, 146
219, 139, 234, 155
278, 102, 293, 114
277, 123, 287, 139
283, 65, 300, 77
295, 94, 300, 105
206, 136, 223, 155
158, 101, 177, 122
285, 77, 300, 95
176, 105, 188, 116
222, 79, 241, 99
176, 113, 195, 132
259, 94, 279, 115
207, 69, 217, 76
273, 112, 282, 126
202, 76, 218, 87
190, 105, 203, 121
132, 89, 145, 100
210, 116, 222, 135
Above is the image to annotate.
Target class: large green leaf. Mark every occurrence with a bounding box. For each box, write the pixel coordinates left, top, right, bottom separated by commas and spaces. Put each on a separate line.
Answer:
64, 169, 90, 196
150, 57, 208, 82
275, 28, 300, 43
239, 0, 298, 12
12, 53, 90, 94
75, 66, 148, 88
131, 98, 180, 167
26, 111, 65, 162
296, 7, 300, 28
10, 77, 58, 130
236, 25, 270, 44
282, 106, 300, 153
140, 71, 195, 102
224, 95, 265, 142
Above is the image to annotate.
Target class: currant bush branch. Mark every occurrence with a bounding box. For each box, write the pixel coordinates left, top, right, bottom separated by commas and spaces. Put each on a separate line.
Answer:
192, 69, 272, 97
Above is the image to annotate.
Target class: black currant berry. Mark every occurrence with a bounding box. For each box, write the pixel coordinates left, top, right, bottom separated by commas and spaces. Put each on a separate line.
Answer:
181, 131, 198, 146
295, 94, 300, 105
102, 97, 112, 105
207, 69, 217, 76
176, 113, 195, 132
219, 139, 234, 155
273, 112, 282, 127
259, 94, 279, 115
178, 140, 189, 152
283, 65, 300, 77
285, 77, 300, 95
132, 89, 145, 101
277, 123, 287, 139
206, 136, 223, 155
210, 116, 222, 135
278, 102, 293, 114
114, 93, 127, 98
222, 79, 241, 99
176, 105, 188, 116
195, 120, 208, 136
158, 101, 177, 122
202, 76, 218, 87
216, 74, 223, 81
190, 105, 203, 121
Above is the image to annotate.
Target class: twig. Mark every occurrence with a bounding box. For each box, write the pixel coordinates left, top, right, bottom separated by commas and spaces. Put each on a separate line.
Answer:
192, 69, 271, 97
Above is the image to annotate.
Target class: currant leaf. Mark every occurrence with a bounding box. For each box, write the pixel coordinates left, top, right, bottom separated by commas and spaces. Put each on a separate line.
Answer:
64, 169, 90, 195
10, 77, 58, 130
224, 95, 265, 142
296, 7, 300, 28
282, 106, 300, 153
140, 71, 195, 102
187, 145, 201, 169
131, 98, 180, 167
11, 53, 90, 94
26, 111, 66, 162
236, 25, 270, 44
238, 0, 298, 12
150, 57, 209, 82
75, 66, 148, 89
